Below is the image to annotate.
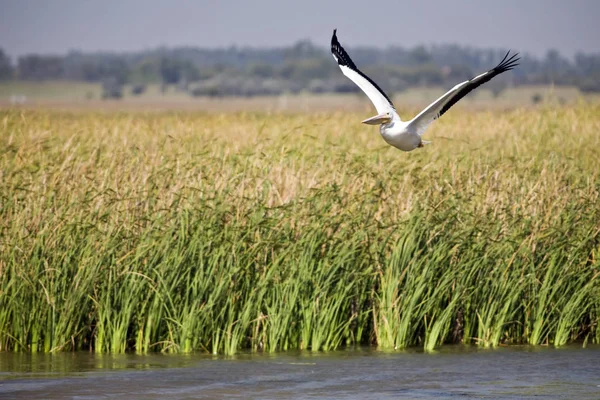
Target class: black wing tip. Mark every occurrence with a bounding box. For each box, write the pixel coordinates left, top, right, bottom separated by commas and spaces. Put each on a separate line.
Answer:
331, 29, 352, 67
496, 50, 521, 72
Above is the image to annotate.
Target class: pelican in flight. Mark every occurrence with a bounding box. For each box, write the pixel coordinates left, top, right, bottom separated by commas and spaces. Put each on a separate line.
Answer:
331, 29, 520, 151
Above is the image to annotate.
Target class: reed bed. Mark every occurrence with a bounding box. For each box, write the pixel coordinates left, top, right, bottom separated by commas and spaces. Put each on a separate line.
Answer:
0, 104, 599, 354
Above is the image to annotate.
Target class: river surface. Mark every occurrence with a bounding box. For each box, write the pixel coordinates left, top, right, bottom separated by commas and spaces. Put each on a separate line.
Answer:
1, 346, 599, 399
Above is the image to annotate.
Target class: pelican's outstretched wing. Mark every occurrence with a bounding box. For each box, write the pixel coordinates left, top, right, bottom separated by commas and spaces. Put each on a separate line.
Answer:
408, 51, 520, 135
331, 29, 395, 114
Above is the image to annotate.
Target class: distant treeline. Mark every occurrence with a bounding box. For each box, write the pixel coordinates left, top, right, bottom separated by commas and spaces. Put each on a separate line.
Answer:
1, 40, 600, 97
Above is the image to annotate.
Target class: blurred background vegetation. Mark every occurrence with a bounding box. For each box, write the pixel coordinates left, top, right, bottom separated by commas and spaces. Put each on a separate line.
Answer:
1, 40, 600, 101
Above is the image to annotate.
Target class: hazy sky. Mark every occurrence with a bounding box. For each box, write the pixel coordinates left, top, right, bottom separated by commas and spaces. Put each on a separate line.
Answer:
1, 0, 599, 58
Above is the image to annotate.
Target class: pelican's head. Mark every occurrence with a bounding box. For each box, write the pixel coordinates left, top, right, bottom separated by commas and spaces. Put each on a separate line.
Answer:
362, 112, 393, 125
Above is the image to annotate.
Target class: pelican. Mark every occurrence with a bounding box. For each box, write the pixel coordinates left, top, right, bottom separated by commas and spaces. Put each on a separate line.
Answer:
331, 29, 520, 151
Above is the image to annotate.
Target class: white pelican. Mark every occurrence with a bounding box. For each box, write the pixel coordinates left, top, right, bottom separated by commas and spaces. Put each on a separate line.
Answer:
331, 29, 520, 151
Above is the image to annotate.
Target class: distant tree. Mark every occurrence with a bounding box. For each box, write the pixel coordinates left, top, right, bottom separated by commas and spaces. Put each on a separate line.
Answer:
79, 62, 104, 81
544, 49, 569, 72
577, 75, 600, 93
445, 64, 473, 83
395, 64, 443, 86
131, 84, 146, 96
103, 58, 129, 85
159, 57, 179, 84
17, 54, 64, 80
574, 52, 600, 75
182, 61, 200, 82
279, 58, 333, 82
248, 63, 275, 78
54, 56, 129, 83
129, 59, 160, 83
102, 78, 123, 99
159, 57, 200, 85
408, 46, 432, 65
330, 79, 361, 94
283, 40, 323, 60
196, 66, 220, 80
0, 48, 14, 80
6, 40, 600, 95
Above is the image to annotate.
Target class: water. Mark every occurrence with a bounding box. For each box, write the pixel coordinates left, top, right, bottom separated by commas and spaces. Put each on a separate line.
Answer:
1, 346, 599, 399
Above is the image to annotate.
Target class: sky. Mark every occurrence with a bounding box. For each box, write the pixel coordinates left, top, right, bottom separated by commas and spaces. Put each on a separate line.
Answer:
1, 0, 599, 59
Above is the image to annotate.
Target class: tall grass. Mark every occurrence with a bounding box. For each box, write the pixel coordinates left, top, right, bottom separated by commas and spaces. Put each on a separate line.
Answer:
0, 104, 599, 354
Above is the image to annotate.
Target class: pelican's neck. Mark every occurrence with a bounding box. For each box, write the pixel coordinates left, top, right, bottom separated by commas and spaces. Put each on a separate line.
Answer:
381, 111, 402, 129
390, 110, 403, 123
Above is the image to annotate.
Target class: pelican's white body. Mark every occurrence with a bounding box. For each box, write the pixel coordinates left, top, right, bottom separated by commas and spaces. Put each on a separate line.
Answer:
380, 120, 422, 152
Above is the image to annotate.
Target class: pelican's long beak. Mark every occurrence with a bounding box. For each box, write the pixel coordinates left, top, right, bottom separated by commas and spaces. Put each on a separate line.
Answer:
362, 113, 392, 125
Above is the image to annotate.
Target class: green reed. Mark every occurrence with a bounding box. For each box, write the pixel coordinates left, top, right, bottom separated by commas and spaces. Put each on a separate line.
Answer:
0, 104, 598, 354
